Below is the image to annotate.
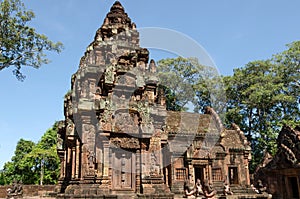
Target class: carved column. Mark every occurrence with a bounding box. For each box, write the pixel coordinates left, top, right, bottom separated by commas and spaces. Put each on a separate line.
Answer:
75, 139, 80, 179
102, 140, 110, 186
141, 142, 148, 179
190, 166, 195, 183
67, 147, 72, 179
72, 146, 76, 179
159, 146, 163, 177
136, 149, 141, 193
162, 145, 170, 186
208, 159, 213, 183
171, 156, 176, 185
121, 154, 126, 186
61, 151, 67, 178
96, 144, 103, 179
188, 163, 194, 184
63, 151, 66, 179
109, 147, 112, 186
81, 145, 88, 178
244, 151, 251, 185
58, 151, 66, 180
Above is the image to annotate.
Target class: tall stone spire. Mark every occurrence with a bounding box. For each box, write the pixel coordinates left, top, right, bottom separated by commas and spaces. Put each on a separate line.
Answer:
105, 1, 132, 26
80, 1, 140, 69
93, 1, 136, 42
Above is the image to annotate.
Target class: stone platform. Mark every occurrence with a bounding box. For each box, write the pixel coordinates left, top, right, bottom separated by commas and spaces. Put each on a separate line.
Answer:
0, 193, 271, 199
173, 194, 271, 199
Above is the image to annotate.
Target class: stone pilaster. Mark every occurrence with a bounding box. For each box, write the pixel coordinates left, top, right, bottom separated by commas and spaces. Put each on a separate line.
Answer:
75, 139, 80, 179
101, 140, 110, 188
136, 149, 141, 193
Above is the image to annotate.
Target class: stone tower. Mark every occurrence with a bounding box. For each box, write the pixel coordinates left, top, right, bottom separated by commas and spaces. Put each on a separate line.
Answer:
57, 1, 172, 198
56, 1, 252, 198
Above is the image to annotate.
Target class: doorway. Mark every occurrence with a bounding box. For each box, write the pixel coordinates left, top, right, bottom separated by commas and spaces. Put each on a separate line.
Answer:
111, 149, 136, 190
194, 166, 205, 183
288, 177, 299, 199
228, 167, 238, 184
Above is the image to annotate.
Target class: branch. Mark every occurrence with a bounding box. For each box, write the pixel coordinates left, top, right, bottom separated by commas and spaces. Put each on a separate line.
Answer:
0, 55, 23, 69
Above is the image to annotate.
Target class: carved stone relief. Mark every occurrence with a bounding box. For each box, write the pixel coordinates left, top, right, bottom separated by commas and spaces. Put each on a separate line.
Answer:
66, 119, 75, 136
114, 112, 139, 134
110, 137, 140, 149
83, 124, 96, 150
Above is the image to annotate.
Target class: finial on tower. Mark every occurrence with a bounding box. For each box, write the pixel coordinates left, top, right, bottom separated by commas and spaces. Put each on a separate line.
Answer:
104, 1, 131, 26
90, 1, 139, 49
92, 1, 136, 42
110, 1, 124, 12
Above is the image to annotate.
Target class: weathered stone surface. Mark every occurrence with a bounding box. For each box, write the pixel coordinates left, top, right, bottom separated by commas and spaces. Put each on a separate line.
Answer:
56, 1, 252, 199
255, 125, 300, 199
0, 185, 56, 198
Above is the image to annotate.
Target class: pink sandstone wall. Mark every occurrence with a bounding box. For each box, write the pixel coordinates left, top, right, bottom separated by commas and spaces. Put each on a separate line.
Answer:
0, 185, 55, 198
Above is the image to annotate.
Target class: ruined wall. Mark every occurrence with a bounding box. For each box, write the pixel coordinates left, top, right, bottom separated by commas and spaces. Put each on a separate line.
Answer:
254, 126, 300, 199
0, 185, 56, 198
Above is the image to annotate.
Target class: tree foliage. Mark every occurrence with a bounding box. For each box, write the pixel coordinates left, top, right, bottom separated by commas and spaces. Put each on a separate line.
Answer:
0, 171, 6, 185
224, 41, 300, 172
3, 139, 35, 184
157, 57, 225, 113
0, 0, 63, 80
2, 123, 60, 185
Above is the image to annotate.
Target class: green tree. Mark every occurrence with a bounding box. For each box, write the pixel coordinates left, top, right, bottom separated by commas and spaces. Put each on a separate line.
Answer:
0, 171, 5, 185
2, 123, 60, 185
30, 124, 60, 185
273, 41, 300, 122
157, 57, 225, 113
0, 0, 63, 80
3, 139, 35, 184
224, 41, 300, 172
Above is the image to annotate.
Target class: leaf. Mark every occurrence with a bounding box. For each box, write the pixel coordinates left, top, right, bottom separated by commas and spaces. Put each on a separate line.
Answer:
0, 0, 64, 80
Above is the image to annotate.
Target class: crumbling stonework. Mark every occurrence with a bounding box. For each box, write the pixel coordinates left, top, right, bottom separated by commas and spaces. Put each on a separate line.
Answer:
255, 125, 300, 199
56, 2, 253, 198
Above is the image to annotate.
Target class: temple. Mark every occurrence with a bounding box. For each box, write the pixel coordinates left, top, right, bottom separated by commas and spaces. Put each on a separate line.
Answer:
56, 1, 252, 198
255, 125, 300, 199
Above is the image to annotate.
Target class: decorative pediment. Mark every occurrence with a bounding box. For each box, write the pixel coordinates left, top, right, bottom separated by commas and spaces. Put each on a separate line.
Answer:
110, 137, 140, 149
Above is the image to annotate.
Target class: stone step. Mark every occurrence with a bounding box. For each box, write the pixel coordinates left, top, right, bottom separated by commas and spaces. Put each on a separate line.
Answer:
111, 190, 137, 199
174, 194, 269, 199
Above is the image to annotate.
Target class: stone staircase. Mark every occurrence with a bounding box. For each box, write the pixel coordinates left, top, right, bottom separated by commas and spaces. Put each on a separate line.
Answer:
212, 183, 257, 195
172, 183, 268, 199
111, 190, 137, 199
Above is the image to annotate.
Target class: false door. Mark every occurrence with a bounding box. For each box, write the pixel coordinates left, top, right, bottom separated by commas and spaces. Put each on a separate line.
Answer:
112, 149, 136, 190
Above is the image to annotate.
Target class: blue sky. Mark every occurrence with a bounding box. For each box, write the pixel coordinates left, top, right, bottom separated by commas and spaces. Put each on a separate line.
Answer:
1, 0, 300, 168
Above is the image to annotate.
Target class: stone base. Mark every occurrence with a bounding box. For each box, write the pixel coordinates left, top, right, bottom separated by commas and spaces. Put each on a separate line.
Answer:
57, 192, 174, 199
56, 183, 113, 199
6, 193, 23, 199
171, 194, 271, 199
141, 176, 171, 195
142, 184, 171, 194
57, 194, 117, 199
137, 193, 174, 199
56, 183, 174, 199
218, 194, 271, 199
170, 181, 184, 194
